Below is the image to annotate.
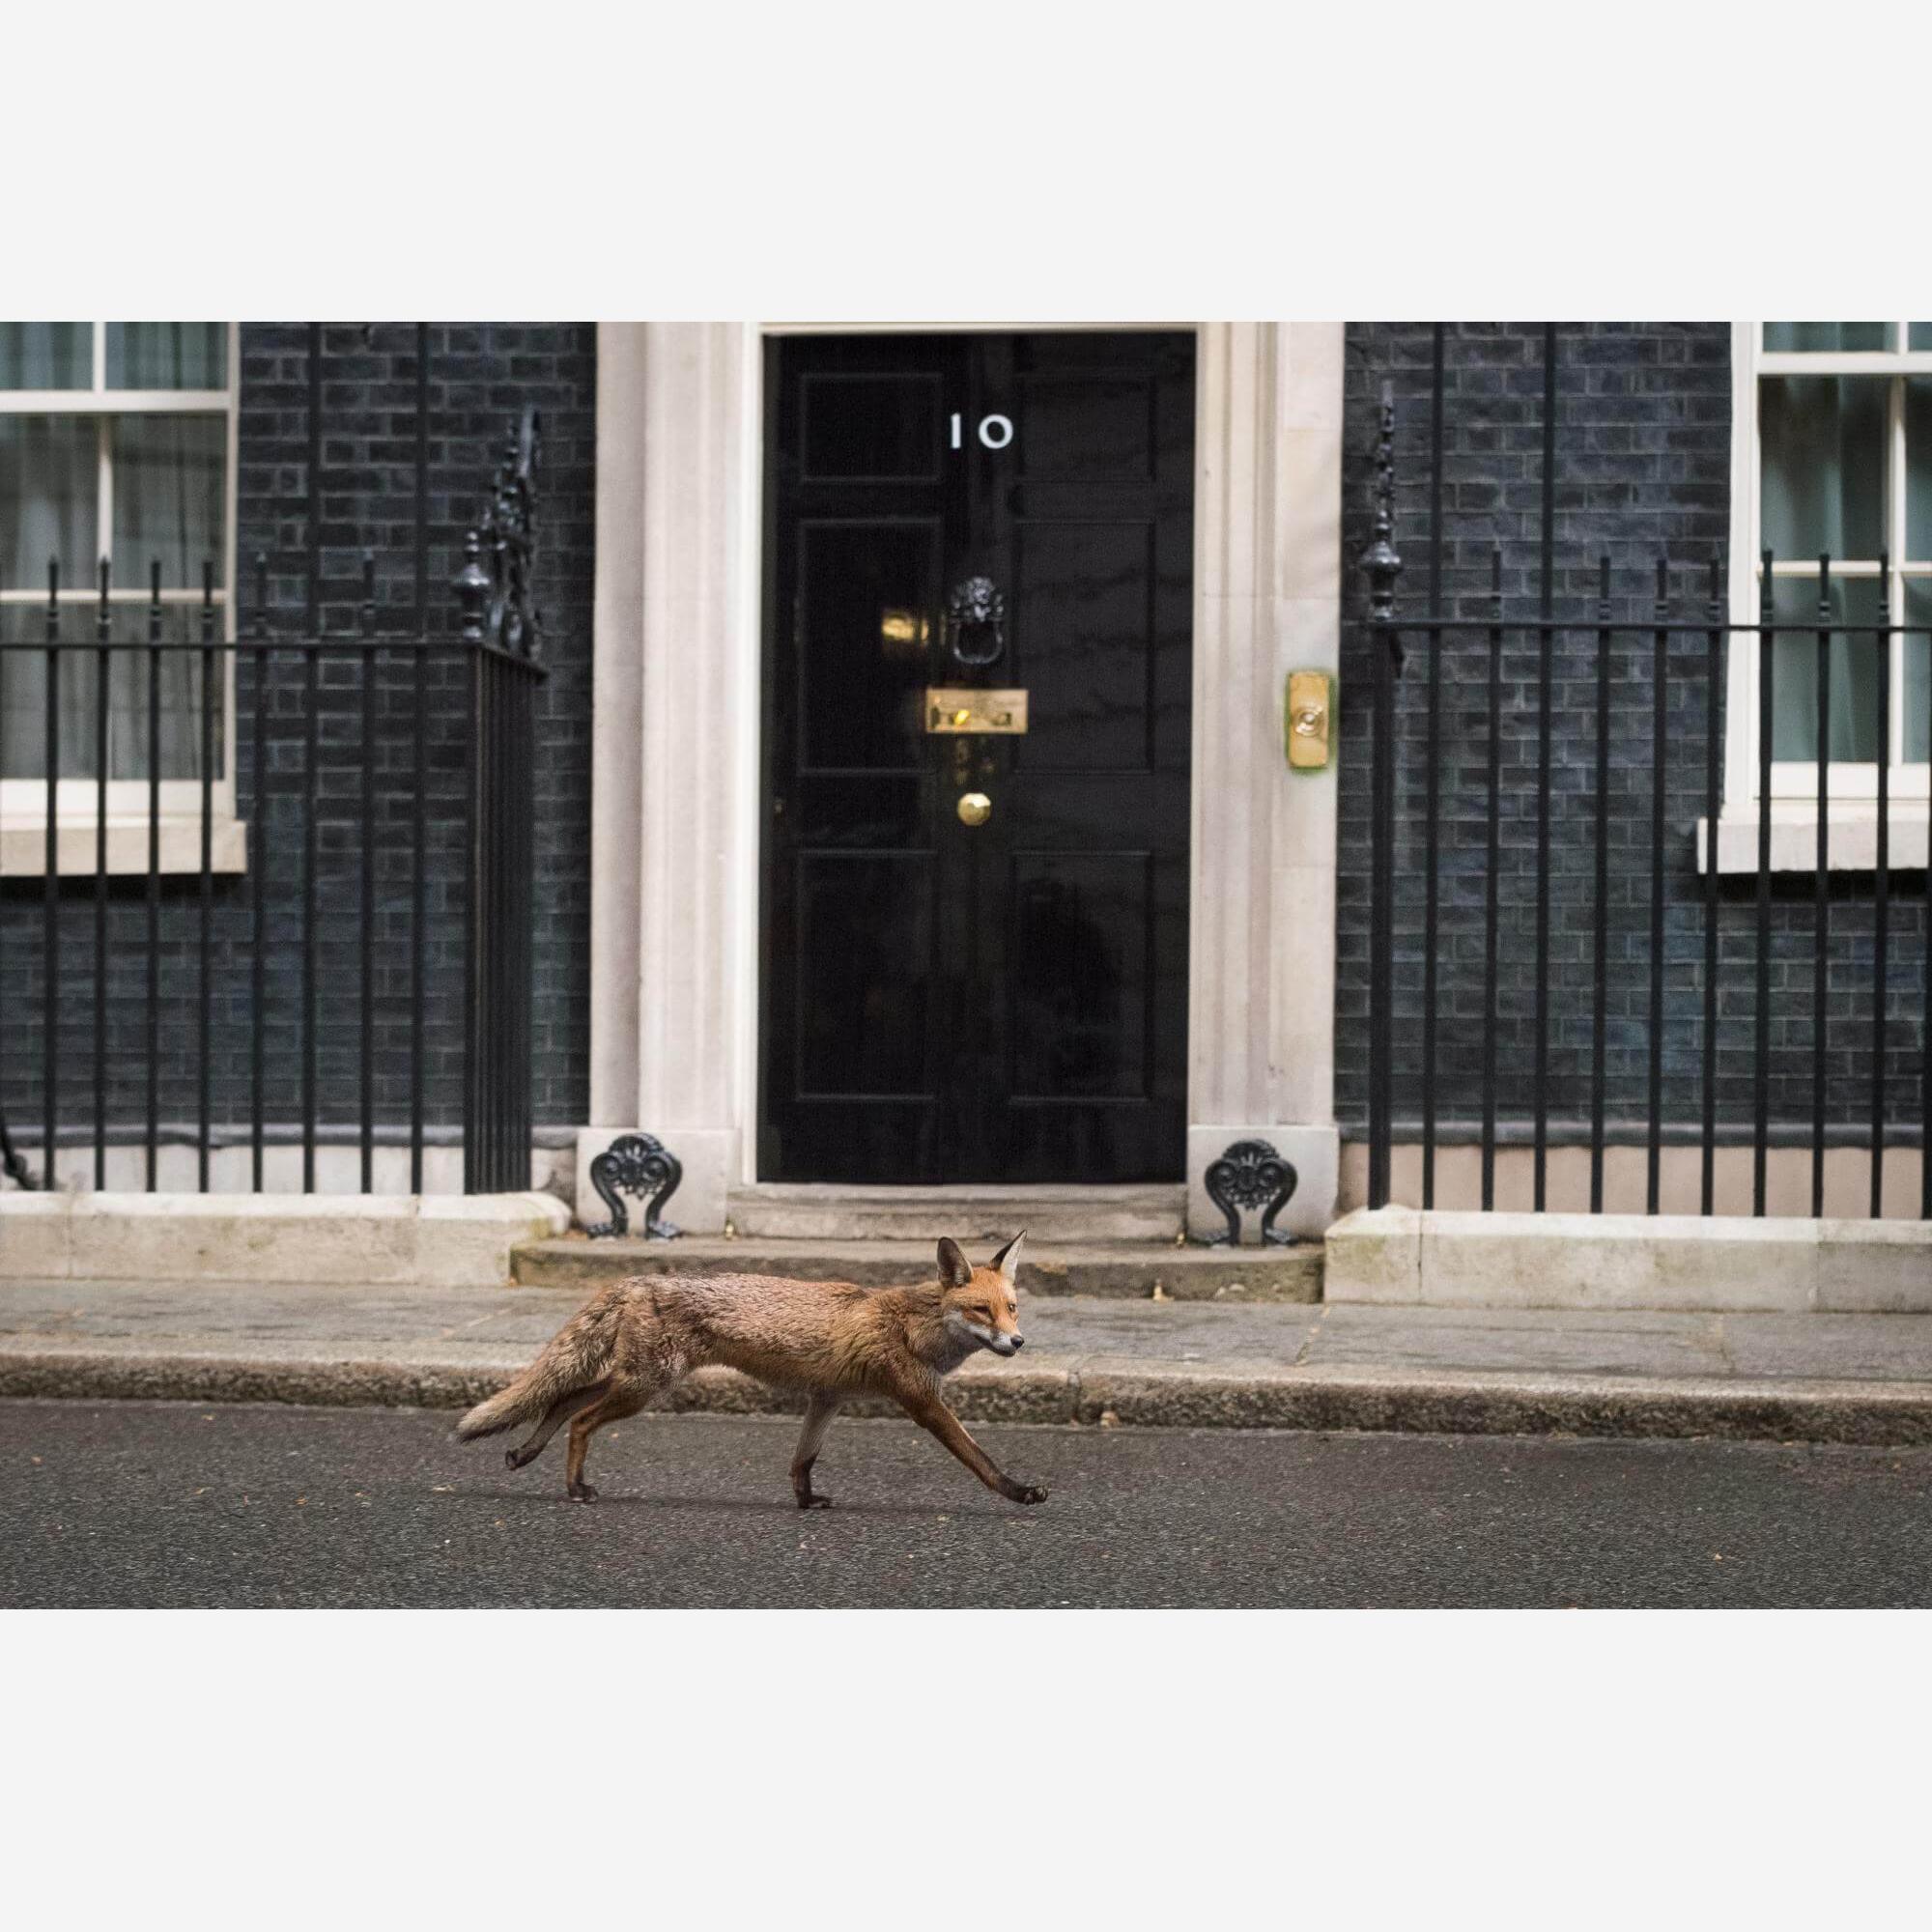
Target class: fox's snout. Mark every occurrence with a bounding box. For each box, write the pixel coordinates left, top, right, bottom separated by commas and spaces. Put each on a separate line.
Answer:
948, 1310, 1024, 1356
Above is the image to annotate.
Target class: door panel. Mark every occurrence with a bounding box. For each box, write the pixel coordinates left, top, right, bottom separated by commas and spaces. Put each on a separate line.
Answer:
794, 849, 935, 1097
760, 330, 1194, 1184
1012, 520, 1156, 773
1008, 850, 1152, 1101
797, 520, 939, 771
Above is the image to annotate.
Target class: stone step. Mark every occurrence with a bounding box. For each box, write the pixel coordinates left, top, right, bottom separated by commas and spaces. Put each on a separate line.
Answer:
721, 1182, 1186, 1243
510, 1234, 1321, 1304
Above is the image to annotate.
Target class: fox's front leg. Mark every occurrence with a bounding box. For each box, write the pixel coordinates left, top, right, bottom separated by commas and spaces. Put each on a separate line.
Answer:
790, 1395, 840, 1509
899, 1389, 1047, 1507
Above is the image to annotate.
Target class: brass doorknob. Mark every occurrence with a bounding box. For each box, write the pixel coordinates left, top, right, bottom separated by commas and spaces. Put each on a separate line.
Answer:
957, 791, 992, 828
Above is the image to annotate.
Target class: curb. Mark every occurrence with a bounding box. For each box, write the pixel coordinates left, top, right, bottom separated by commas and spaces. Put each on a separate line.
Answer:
5, 1347, 1932, 1447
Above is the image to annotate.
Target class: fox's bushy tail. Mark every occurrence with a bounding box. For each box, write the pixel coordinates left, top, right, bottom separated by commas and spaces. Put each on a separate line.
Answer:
455, 1294, 619, 1440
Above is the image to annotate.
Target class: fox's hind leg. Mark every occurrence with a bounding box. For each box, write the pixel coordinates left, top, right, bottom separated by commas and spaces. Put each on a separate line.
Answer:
562, 1381, 653, 1502
789, 1395, 840, 1510
505, 1380, 609, 1472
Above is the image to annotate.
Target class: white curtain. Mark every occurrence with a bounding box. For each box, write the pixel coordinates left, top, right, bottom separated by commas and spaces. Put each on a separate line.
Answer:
111, 413, 222, 782
0, 416, 97, 779
1761, 377, 1885, 764
0, 411, 217, 781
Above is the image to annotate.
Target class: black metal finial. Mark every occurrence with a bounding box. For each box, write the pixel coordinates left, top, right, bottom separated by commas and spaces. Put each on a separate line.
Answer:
360, 549, 378, 638
455, 529, 490, 640
1361, 381, 1404, 620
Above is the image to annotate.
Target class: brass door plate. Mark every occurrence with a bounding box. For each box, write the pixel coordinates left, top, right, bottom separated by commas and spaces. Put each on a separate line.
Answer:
925, 687, 1028, 734
1285, 670, 1331, 771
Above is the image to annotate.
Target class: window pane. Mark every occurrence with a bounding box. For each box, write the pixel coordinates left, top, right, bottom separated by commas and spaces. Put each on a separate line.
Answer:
0, 599, 121, 780
1910, 324, 1932, 352
111, 415, 225, 588
0, 415, 99, 594
1905, 582, 1930, 765
1769, 576, 1883, 763
0, 323, 91, 388
1763, 323, 1890, 353
0, 603, 215, 781
1760, 378, 1887, 561
1909, 379, 1932, 562
102, 605, 213, 780
105, 323, 226, 390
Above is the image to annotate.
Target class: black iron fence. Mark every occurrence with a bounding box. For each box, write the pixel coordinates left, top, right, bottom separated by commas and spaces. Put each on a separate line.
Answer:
0, 409, 544, 1196
1360, 382, 1930, 1220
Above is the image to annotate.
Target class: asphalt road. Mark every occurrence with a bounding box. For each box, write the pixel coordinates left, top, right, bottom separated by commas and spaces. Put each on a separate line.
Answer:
6, 1398, 1932, 1606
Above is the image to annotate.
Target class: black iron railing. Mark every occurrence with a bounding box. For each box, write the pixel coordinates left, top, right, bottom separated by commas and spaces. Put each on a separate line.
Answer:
0, 407, 544, 1196
1359, 379, 1930, 1220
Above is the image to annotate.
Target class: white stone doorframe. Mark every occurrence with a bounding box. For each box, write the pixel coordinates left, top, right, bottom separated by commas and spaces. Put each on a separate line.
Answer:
586, 323, 1346, 1240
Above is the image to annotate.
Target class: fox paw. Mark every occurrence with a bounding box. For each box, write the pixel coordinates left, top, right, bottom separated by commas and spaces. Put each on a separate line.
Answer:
566, 1481, 598, 1504
1010, 1482, 1048, 1506
796, 1493, 835, 1511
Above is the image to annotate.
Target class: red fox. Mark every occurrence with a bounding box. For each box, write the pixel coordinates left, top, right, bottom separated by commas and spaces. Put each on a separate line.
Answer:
456, 1232, 1047, 1508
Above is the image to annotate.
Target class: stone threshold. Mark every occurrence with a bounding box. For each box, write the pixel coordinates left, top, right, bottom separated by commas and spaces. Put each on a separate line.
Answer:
723, 1182, 1186, 1243
512, 1233, 1321, 1302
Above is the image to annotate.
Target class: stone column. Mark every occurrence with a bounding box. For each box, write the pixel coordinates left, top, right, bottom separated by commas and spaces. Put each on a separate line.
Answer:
582, 323, 759, 1231
1185, 323, 1345, 1239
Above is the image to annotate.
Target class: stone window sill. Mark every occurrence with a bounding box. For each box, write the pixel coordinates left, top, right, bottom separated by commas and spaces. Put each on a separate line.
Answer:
1699, 805, 1929, 874
0, 814, 249, 876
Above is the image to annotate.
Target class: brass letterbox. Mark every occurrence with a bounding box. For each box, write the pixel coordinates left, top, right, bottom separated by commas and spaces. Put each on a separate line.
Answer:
924, 687, 1029, 734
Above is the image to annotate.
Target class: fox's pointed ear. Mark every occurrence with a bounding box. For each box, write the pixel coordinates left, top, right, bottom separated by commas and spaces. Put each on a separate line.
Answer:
936, 1236, 973, 1290
991, 1230, 1027, 1283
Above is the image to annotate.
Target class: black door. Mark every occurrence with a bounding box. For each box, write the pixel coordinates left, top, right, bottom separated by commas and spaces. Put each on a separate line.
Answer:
759, 330, 1194, 1184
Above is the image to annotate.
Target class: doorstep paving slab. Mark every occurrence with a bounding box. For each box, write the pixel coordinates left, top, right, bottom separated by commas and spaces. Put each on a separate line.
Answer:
1713, 1312, 1932, 1383
0, 1276, 580, 1351
1304, 1304, 1732, 1380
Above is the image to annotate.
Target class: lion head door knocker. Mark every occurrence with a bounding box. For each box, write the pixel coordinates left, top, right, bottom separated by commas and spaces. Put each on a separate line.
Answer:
1199, 1138, 1299, 1247
944, 576, 1007, 669
583, 1132, 684, 1240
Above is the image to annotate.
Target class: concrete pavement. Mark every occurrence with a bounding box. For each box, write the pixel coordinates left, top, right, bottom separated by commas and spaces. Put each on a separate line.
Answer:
7, 1274, 1932, 1443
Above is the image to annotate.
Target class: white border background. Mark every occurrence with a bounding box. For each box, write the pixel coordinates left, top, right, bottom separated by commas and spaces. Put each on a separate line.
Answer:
9, 3, 1932, 1923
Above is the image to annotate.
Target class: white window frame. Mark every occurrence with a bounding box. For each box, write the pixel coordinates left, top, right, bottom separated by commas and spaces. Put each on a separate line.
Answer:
0, 322, 244, 874
1715, 320, 1931, 871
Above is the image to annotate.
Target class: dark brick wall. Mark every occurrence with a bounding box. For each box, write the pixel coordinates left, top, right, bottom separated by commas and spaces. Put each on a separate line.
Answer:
0, 323, 594, 1147
1336, 323, 1928, 1143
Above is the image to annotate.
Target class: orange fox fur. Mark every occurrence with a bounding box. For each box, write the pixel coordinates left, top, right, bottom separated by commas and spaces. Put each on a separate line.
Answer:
456, 1233, 1046, 1508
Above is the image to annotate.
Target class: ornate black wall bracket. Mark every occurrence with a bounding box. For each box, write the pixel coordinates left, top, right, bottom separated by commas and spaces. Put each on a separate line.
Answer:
1199, 1139, 1298, 1246
0, 1111, 40, 1191
584, 1132, 684, 1240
